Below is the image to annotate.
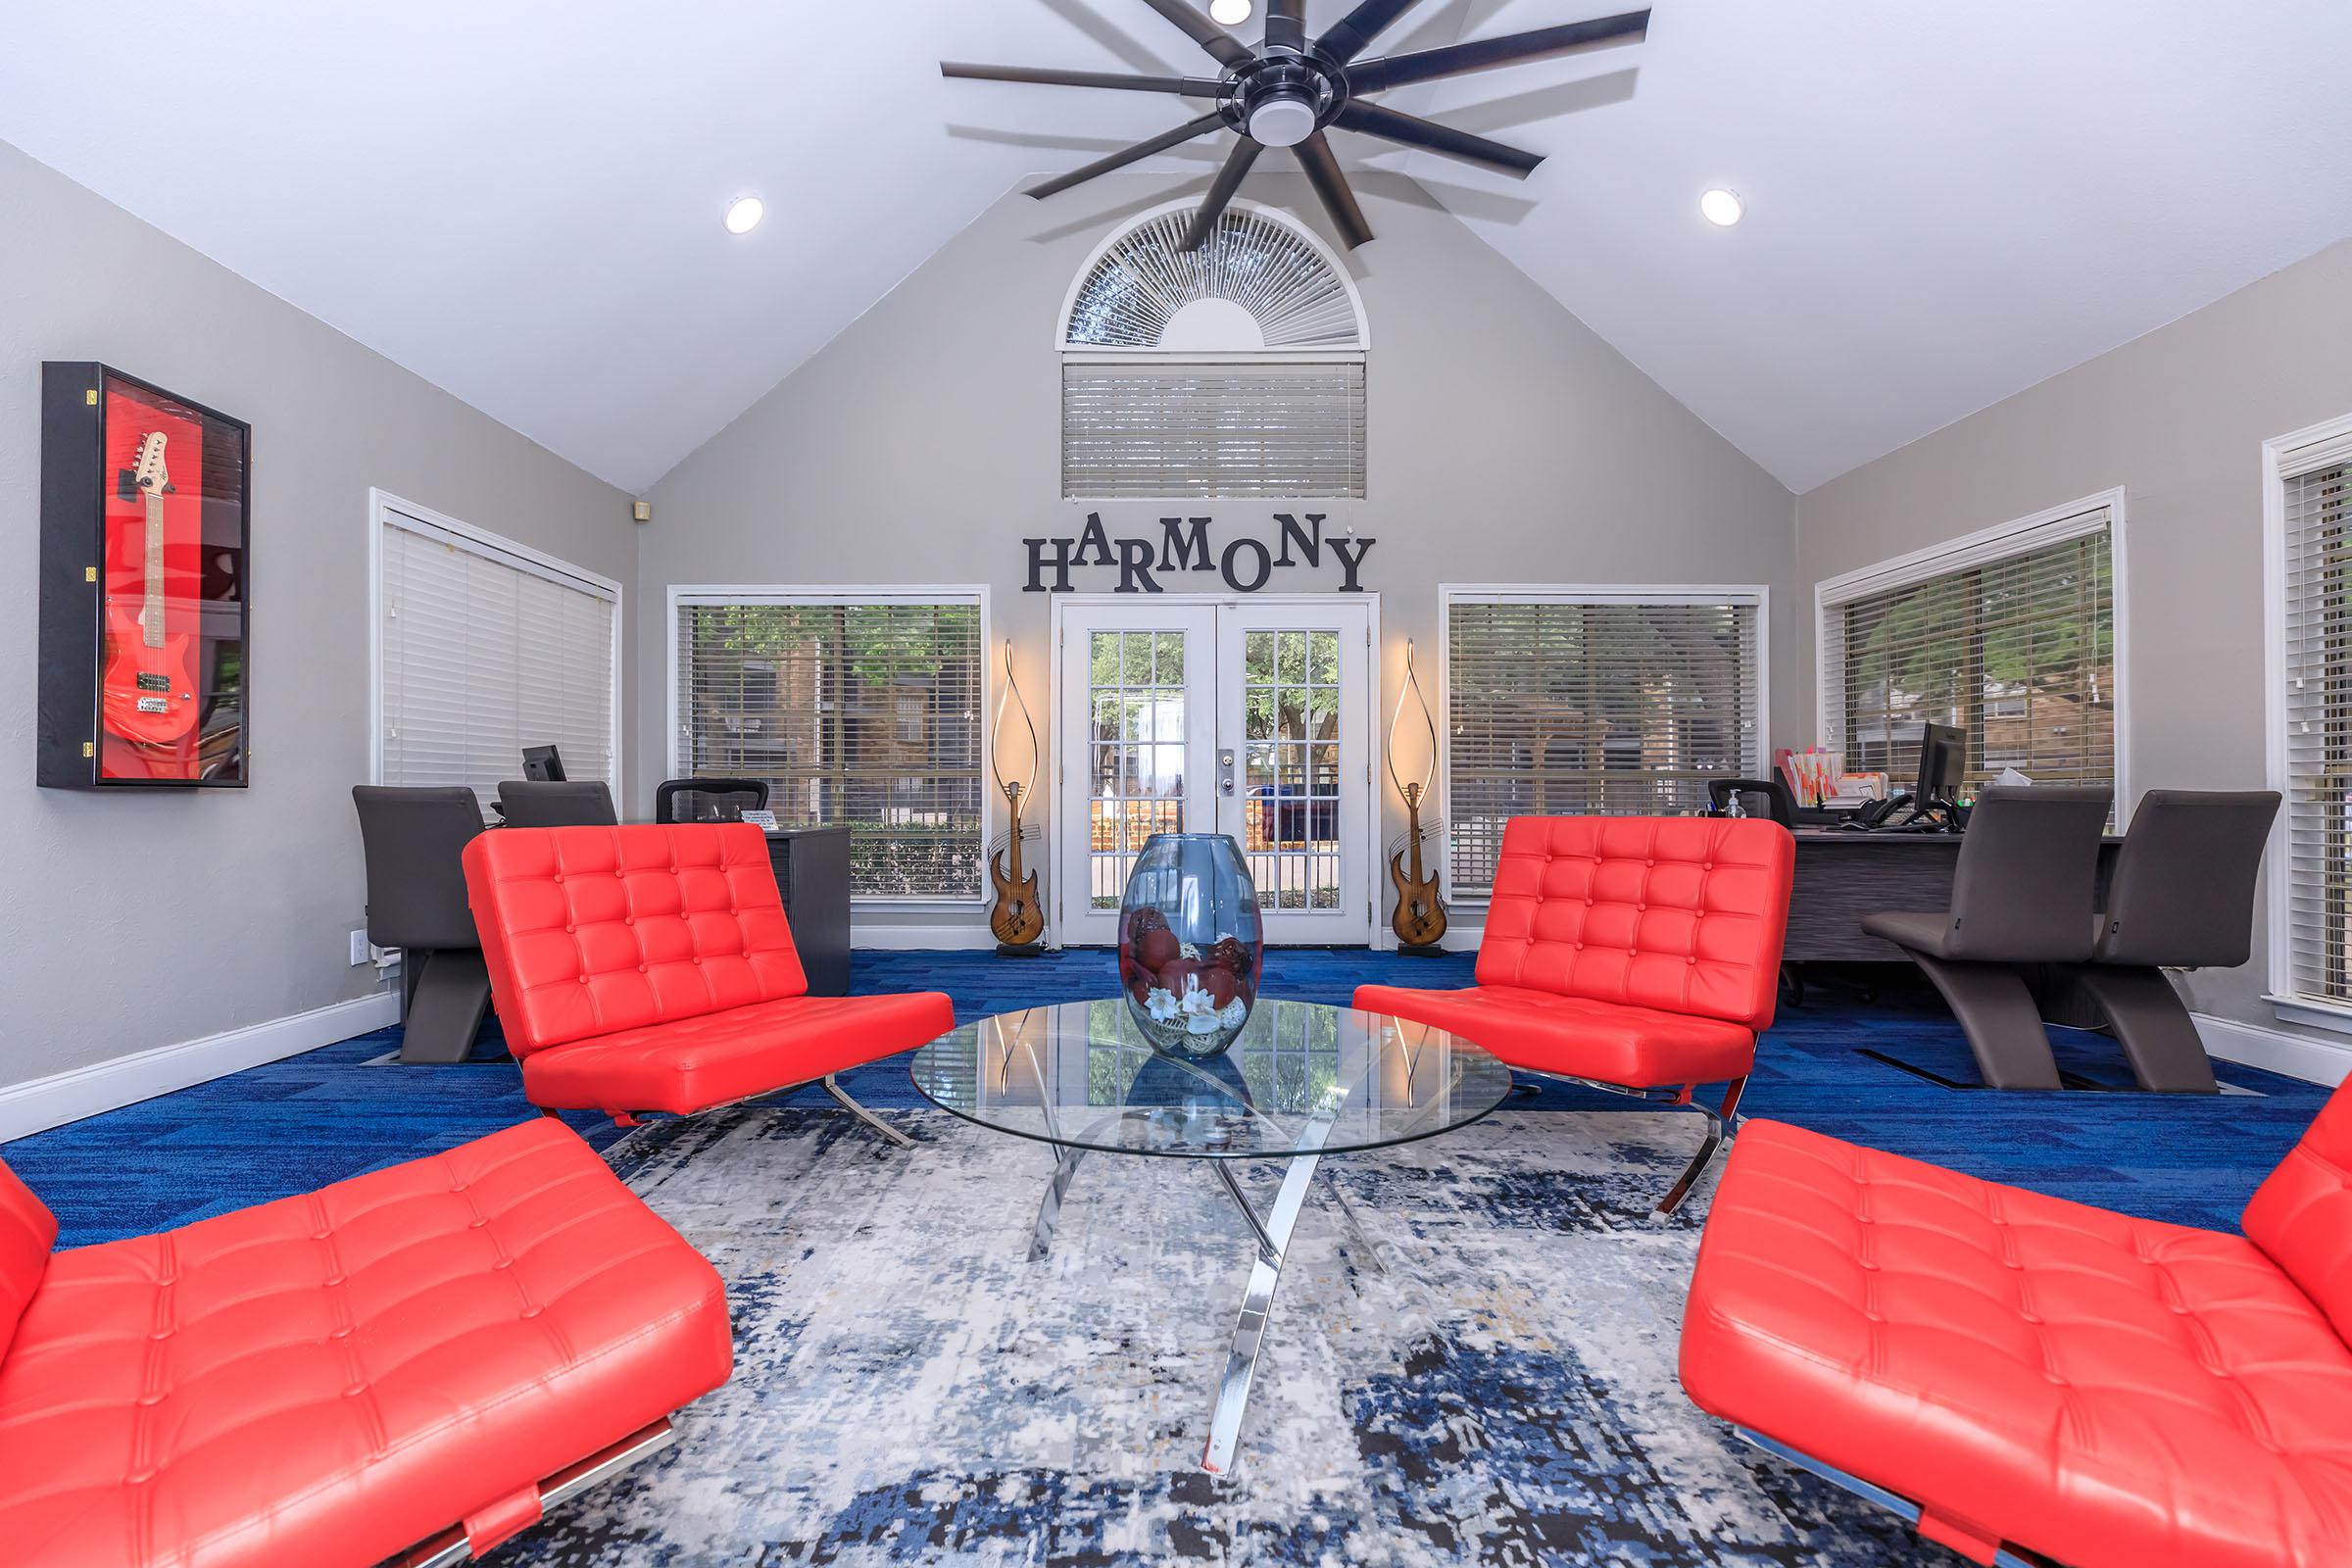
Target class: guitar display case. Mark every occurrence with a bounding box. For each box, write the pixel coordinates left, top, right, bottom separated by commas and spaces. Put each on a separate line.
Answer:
37, 364, 251, 789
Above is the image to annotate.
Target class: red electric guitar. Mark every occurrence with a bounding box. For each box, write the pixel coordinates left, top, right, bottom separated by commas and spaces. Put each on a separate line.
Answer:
101, 432, 199, 746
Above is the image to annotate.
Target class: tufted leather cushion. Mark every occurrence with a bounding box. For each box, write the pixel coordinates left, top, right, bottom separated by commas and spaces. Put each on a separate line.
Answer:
520, 990, 956, 1115
2244, 1074, 2352, 1344
465, 823, 808, 1057
0, 1161, 58, 1366
0, 1119, 732, 1568
1353, 982, 1756, 1088
1681, 1118, 2352, 1568
1477, 816, 1793, 1034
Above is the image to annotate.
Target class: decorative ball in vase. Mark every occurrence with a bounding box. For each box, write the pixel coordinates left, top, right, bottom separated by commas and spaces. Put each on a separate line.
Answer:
1117, 832, 1264, 1058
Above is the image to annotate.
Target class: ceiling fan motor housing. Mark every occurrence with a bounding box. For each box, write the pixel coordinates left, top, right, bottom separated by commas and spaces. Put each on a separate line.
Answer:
1222, 52, 1344, 148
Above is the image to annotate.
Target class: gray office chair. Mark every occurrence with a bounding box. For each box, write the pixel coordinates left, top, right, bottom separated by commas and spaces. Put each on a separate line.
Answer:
494, 779, 618, 827
1860, 785, 2114, 1089
655, 776, 769, 824
2051, 790, 2280, 1093
352, 786, 493, 1065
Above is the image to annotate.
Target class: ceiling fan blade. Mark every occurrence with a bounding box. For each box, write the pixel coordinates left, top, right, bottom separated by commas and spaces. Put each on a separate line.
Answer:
1266, 0, 1306, 54
1028, 113, 1228, 199
1180, 140, 1265, 251
1335, 101, 1544, 175
941, 62, 1224, 97
1346, 10, 1650, 92
1316, 0, 1426, 66
1136, 0, 1254, 68
1294, 132, 1373, 248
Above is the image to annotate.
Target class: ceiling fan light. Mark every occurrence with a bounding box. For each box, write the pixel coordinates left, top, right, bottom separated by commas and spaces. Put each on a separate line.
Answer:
1699, 187, 1744, 227
1207, 0, 1252, 24
723, 195, 764, 234
1249, 97, 1316, 148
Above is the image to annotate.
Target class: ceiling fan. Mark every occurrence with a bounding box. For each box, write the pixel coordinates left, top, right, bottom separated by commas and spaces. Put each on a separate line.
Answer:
943, 1, 1650, 252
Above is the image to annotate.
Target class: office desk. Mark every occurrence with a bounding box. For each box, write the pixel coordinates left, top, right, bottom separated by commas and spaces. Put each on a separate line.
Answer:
1787, 827, 2119, 963
764, 827, 852, 996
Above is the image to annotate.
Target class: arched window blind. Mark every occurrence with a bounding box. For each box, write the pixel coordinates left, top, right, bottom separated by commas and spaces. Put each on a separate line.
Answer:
1446, 592, 1765, 896
1061, 201, 1366, 500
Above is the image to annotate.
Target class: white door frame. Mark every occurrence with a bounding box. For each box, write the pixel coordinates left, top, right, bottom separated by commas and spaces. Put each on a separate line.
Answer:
1048, 591, 1384, 947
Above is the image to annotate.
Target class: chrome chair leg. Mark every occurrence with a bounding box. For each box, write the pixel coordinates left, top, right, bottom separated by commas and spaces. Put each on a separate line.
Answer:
1652, 1076, 1746, 1217
821, 1074, 914, 1149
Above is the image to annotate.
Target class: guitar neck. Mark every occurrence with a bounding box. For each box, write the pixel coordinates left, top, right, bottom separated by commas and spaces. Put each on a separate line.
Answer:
140, 490, 165, 648
1404, 796, 1427, 887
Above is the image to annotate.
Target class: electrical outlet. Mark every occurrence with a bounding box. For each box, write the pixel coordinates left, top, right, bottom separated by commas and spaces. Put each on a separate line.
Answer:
349, 928, 371, 966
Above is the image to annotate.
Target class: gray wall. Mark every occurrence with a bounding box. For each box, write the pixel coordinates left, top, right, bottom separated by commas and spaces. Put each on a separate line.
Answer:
1796, 238, 2352, 1041
636, 170, 1799, 935
0, 139, 634, 1092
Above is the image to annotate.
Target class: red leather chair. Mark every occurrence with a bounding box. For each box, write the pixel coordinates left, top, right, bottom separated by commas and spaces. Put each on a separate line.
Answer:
0, 1119, 731, 1567
1681, 1086, 2352, 1568
1356, 815, 1793, 1214
463, 823, 955, 1138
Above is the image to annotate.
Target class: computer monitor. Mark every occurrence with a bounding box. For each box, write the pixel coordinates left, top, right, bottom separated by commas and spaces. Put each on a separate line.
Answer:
1913, 723, 1965, 807
520, 745, 567, 783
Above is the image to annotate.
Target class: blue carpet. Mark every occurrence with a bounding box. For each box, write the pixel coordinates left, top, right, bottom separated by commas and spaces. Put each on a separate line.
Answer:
0, 948, 2327, 1249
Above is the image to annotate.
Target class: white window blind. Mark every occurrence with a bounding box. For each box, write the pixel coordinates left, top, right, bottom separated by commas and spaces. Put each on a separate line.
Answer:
378, 511, 616, 807
2278, 435, 2352, 1004
1446, 595, 1763, 895
1061, 362, 1366, 500
1821, 512, 2114, 799
674, 597, 984, 901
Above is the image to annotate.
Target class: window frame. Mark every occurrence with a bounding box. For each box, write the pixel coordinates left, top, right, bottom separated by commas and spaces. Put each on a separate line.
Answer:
367, 486, 624, 804
1813, 486, 2129, 814
1438, 582, 1773, 906
2263, 412, 2352, 1033
1056, 197, 1370, 505
665, 584, 993, 910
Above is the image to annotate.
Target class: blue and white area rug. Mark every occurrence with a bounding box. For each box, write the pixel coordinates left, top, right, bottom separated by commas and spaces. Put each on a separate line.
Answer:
505, 1106, 1943, 1566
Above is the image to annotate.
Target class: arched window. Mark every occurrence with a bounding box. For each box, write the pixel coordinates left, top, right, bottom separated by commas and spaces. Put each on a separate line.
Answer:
1059, 199, 1368, 501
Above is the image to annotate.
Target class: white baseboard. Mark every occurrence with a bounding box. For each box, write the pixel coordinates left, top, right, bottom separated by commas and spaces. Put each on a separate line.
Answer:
2194, 1011, 2352, 1087
851, 924, 1000, 952
0, 990, 401, 1145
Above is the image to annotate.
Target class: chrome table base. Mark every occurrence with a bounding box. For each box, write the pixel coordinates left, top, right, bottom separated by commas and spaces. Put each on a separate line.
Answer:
1026, 1111, 1342, 1474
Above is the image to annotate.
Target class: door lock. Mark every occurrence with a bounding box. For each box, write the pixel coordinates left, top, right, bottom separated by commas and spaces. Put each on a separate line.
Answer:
1218, 750, 1236, 797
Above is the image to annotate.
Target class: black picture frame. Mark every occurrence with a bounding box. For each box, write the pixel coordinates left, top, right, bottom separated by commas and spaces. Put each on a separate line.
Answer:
37, 363, 253, 789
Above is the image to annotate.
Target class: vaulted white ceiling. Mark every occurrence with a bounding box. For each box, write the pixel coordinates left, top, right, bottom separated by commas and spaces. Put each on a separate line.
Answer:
4, 2, 2348, 494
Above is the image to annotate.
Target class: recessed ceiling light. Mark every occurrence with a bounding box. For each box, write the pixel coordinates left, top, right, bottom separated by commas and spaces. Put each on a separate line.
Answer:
723, 195, 764, 235
1699, 187, 1744, 227
1208, 0, 1252, 24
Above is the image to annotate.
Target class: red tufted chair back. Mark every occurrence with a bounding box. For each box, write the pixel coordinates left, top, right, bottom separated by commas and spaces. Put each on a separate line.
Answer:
2243, 1074, 2352, 1341
464, 823, 808, 1058
1476, 815, 1795, 1035
0, 1159, 58, 1363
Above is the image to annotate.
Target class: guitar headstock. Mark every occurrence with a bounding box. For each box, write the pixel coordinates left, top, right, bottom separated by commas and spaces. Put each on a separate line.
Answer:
131, 432, 171, 497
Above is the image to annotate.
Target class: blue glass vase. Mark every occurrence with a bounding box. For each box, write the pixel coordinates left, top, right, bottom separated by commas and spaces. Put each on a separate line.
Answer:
1117, 833, 1264, 1058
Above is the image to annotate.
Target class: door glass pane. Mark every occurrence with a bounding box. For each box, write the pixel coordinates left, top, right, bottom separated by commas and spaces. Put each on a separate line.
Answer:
1088, 630, 1187, 909
1241, 629, 1343, 911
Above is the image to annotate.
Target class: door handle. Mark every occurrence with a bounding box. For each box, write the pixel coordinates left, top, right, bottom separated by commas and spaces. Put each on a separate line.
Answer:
1219, 750, 1236, 797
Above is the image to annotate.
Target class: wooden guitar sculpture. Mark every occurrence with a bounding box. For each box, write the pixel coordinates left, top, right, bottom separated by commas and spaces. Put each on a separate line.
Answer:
989, 782, 1046, 948
101, 432, 199, 746
1389, 780, 1447, 949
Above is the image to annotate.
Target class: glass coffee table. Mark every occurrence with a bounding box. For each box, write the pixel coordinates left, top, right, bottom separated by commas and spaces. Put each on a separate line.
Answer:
909, 997, 1513, 1473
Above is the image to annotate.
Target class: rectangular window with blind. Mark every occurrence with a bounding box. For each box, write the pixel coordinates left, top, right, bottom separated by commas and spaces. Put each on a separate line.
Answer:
373, 496, 619, 808
1818, 495, 2120, 805
2268, 416, 2352, 1012
1061, 361, 1366, 500
1444, 589, 1767, 897
672, 591, 986, 901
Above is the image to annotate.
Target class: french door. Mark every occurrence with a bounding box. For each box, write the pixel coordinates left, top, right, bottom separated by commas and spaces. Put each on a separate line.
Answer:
1054, 596, 1375, 946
